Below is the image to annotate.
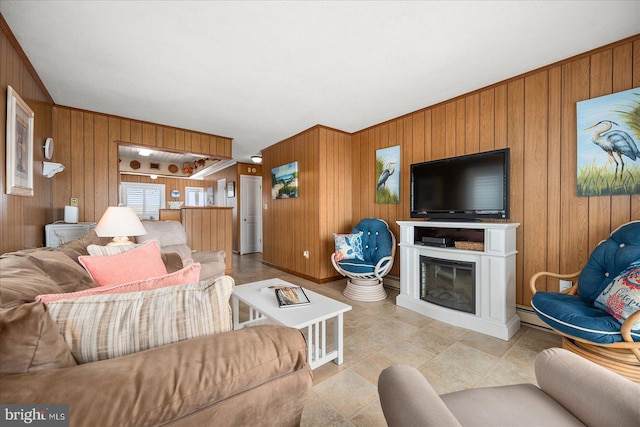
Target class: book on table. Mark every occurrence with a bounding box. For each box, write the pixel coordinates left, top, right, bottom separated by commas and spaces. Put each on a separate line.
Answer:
271, 285, 310, 308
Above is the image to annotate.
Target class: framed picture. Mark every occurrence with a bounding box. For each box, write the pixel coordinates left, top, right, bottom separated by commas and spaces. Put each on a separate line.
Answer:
375, 145, 400, 203
6, 86, 34, 196
576, 87, 640, 196
271, 161, 298, 199
227, 181, 235, 197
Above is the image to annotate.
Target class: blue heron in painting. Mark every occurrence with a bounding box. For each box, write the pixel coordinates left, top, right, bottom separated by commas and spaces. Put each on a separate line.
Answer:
585, 120, 640, 179
377, 162, 396, 189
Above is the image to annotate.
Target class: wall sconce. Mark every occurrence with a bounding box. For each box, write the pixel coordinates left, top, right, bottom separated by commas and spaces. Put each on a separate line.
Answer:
43, 161, 65, 178
251, 155, 262, 164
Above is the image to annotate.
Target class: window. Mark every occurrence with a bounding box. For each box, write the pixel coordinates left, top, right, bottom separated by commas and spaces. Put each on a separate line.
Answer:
185, 186, 205, 207
120, 182, 165, 220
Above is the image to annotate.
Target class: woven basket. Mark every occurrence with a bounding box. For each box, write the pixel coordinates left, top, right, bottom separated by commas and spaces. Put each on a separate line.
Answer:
454, 241, 484, 251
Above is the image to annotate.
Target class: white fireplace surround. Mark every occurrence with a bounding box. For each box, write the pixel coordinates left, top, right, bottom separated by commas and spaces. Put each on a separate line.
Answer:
396, 221, 520, 341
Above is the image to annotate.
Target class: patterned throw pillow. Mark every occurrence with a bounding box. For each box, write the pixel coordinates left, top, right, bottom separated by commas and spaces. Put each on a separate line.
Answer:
86, 241, 155, 256
595, 258, 640, 329
79, 240, 168, 286
44, 276, 235, 364
334, 231, 364, 262
36, 263, 201, 303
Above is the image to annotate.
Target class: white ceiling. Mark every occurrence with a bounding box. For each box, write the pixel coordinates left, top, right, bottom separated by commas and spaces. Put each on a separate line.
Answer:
2, 1, 639, 165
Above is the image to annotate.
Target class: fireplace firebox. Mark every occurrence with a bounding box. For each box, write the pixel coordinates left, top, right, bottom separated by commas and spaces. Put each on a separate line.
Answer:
420, 256, 475, 314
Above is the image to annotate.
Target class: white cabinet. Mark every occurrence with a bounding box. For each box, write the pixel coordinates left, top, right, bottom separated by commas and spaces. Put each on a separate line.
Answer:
45, 223, 96, 248
396, 221, 520, 341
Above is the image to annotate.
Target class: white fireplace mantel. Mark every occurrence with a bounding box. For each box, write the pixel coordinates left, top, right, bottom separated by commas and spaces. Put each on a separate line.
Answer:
396, 221, 520, 341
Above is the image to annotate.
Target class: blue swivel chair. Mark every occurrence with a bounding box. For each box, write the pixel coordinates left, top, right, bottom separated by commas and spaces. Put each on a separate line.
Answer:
331, 218, 396, 301
530, 220, 640, 383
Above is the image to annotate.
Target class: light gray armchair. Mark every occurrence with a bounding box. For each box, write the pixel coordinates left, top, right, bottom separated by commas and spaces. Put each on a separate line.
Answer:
378, 348, 640, 427
136, 220, 226, 281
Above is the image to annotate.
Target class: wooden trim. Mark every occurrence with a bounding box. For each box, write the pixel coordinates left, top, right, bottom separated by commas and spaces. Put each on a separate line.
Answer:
261, 260, 342, 284
54, 104, 234, 141
0, 13, 54, 104
275, 123, 353, 143
116, 140, 229, 159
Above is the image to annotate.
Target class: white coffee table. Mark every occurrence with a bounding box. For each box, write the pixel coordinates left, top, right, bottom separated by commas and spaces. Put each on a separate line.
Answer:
232, 279, 352, 369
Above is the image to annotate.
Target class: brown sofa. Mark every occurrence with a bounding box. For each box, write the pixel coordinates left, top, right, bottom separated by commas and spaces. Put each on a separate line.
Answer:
0, 233, 313, 426
378, 347, 640, 427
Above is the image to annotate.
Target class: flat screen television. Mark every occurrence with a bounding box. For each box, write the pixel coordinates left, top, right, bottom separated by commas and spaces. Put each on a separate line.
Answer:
410, 148, 510, 220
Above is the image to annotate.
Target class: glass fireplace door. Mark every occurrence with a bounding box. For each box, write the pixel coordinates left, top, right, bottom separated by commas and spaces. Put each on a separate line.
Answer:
420, 256, 476, 314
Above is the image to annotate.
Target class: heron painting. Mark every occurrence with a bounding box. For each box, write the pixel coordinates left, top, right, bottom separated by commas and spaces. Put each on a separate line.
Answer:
576, 88, 640, 196
375, 145, 400, 203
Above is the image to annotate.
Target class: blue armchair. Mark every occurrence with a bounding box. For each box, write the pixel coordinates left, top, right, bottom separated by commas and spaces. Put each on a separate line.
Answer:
331, 218, 396, 301
530, 220, 640, 383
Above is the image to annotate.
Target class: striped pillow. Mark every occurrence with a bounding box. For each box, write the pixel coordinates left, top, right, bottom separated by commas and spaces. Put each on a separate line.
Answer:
86, 240, 159, 256
44, 276, 234, 364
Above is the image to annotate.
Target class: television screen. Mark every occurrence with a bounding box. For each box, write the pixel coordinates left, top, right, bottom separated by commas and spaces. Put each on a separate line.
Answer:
411, 148, 509, 220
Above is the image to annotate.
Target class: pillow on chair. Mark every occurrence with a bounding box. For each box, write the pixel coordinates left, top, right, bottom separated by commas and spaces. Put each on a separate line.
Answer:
595, 258, 640, 329
334, 232, 364, 261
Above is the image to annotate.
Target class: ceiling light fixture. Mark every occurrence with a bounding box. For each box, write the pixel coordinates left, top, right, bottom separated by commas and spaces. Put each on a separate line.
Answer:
251, 155, 262, 164
138, 148, 153, 156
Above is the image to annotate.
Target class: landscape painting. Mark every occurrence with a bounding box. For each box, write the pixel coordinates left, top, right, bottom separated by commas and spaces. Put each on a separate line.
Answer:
576, 87, 640, 196
375, 145, 400, 203
272, 161, 298, 199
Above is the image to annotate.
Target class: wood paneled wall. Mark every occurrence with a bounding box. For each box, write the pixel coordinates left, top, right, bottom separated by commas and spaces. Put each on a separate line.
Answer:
261, 35, 639, 307
351, 35, 640, 307
52, 105, 232, 224
181, 207, 233, 274
1, 16, 54, 253
262, 125, 352, 281
205, 162, 262, 253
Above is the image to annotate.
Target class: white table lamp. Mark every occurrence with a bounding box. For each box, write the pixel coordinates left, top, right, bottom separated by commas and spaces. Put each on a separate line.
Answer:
95, 206, 147, 245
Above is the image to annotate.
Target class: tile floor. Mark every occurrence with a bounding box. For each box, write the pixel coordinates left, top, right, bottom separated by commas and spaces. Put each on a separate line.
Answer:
231, 253, 562, 426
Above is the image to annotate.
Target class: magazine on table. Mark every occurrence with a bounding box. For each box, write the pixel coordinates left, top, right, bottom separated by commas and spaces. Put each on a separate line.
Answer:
265, 285, 310, 308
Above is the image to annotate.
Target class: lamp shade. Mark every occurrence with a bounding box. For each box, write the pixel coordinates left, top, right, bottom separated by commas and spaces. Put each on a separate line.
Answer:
95, 207, 147, 244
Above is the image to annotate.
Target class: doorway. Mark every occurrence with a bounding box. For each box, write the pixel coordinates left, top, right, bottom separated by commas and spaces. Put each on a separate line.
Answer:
240, 175, 262, 254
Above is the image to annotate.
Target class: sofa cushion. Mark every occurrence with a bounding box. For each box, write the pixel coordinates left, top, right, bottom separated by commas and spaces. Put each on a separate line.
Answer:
531, 291, 640, 343
0, 302, 77, 375
54, 231, 105, 264
595, 258, 640, 329
334, 232, 364, 261
26, 249, 95, 293
45, 276, 235, 363
0, 252, 62, 305
336, 258, 377, 275
0, 249, 92, 305
442, 384, 584, 427
0, 325, 311, 426
36, 263, 201, 303
161, 243, 193, 261
138, 220, 188, 247
79, 240, 168, 286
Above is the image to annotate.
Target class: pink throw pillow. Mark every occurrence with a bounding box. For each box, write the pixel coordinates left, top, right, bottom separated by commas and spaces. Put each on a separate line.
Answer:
37, 263, 201, 303
79, 240, 168, 286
